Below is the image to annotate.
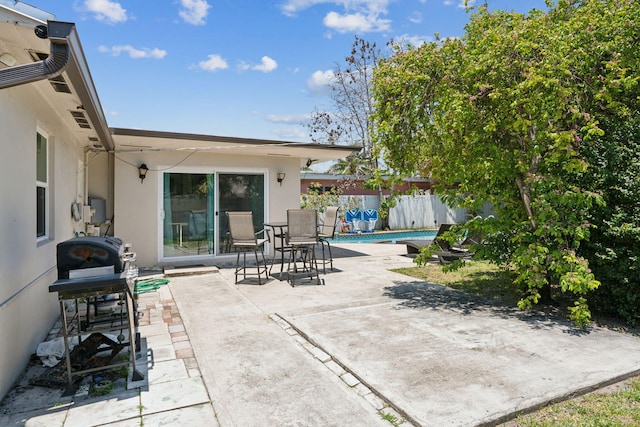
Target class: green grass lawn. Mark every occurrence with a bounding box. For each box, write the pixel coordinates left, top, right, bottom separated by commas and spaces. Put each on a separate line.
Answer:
393, 261, 521, 305
392, 260, 640, 426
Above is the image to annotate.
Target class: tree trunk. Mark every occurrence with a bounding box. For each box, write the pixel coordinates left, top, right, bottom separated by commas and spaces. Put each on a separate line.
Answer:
515, 177, 536, 229
539, 282, 553, 305
515, 154, 541, 230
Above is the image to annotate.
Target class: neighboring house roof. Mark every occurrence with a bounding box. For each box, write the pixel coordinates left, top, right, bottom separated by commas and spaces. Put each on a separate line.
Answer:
301, 172, 431, 183
111, 128, 360, 166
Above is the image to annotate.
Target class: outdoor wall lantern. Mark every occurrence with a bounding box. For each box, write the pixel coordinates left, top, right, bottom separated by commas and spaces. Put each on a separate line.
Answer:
277, 172, 286, 186
138, 163, 149, 183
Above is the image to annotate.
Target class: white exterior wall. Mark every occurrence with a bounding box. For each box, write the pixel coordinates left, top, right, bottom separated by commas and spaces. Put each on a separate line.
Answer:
114, 150, 301, 268
0, 84, 89, 399
87, 151, 115, 236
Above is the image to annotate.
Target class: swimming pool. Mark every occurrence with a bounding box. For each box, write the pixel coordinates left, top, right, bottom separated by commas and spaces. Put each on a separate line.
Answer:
329, 229, 437, 244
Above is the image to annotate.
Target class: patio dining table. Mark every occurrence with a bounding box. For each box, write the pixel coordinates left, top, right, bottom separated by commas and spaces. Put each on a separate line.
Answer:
264, 221, 290, 280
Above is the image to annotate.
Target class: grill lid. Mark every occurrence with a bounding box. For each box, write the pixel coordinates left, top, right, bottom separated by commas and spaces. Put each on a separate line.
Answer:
56, 236, 126, 279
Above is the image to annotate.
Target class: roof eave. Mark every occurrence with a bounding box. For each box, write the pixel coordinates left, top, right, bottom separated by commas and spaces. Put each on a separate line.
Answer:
64, 26, 114, 151
110, 127, 360, 163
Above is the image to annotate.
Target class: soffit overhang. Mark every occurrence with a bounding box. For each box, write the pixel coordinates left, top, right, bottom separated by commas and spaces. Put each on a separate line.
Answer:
110, 127, 361, 166
0, 5, 113, 150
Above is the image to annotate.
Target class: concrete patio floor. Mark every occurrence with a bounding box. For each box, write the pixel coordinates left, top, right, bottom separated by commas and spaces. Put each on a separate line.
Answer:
2, 242, 640, 426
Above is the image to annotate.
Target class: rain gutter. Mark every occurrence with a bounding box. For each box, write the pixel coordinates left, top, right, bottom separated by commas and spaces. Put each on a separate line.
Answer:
0, 20, 74, 89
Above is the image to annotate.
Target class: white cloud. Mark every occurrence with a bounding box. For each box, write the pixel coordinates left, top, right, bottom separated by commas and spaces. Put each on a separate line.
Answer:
98, 45, 167, 59
252, 56, 278, 73
83, 0, 127, 24
444, 0, 476, 7
265, 113, 310, 124
272, 127, 308, 140
198, 54, 229, 71
179, 0, 211, 25
279, 0, 392, 33
307, 69, 335, 96
408, 11, 422, 24
323, 11, 390, 33
238, 56, 279, 72
392, 34, 434, 48
280, 0, 391, 16
279, 0, 328, 17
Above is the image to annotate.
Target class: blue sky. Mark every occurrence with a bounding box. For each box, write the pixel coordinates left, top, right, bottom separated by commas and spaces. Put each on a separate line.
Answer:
29, 0, 548, 141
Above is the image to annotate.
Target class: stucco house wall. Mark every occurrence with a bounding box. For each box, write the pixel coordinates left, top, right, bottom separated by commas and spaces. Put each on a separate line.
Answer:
87, 151, 115, 231
0, 4, 118, 399
114, 150, 302, 267
0, 81, 89, 399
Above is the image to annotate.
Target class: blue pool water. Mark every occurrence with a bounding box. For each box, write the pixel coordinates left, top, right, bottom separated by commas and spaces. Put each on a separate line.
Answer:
329, 229, 437, 244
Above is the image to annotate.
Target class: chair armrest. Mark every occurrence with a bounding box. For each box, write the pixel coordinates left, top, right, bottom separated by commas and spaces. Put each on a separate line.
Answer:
255, 228, 269, 243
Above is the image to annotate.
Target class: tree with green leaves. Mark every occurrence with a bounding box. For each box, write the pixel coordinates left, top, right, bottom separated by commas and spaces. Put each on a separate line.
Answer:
576, 116, 640, 325
372, 0, 640, 327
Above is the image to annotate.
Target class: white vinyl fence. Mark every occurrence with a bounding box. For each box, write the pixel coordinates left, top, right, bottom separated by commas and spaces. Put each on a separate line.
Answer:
388, 195, 467, 229
337, 194, 467, 230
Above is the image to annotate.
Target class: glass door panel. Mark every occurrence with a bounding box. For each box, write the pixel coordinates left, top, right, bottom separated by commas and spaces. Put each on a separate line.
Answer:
162, 173, 214, 257
218, 173, 265, 254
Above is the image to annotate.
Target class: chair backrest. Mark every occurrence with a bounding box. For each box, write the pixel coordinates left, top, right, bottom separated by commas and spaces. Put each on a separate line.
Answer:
319, 206, 339, 238
363, 209, 378, 222
189, 210, 207, 238
434, 223, 454, 251
227, 211, 257, 244
287, 209, 318, 243
345, 209, 362, 223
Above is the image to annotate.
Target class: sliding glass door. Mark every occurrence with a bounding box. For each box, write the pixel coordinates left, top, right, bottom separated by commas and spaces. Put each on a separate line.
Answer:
161, 170, 265, 259
218, 173, 265, 254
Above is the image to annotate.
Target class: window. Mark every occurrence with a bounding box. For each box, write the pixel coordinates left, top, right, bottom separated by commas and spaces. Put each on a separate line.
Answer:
36, 131, 48, 239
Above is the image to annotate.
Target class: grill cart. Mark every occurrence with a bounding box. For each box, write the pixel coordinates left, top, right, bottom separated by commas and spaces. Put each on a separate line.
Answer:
49, 236, 144, 395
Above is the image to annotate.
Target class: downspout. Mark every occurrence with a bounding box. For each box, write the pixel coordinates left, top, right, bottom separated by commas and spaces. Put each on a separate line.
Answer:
84, 148, 90, 206
0, 21, 74, 89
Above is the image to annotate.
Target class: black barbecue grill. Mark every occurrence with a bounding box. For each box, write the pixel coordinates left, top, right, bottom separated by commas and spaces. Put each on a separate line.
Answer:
49, 236, 144, 395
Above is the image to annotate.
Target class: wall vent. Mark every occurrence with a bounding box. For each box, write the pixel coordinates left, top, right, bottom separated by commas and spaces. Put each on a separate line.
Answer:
49, 74, 71, 93
29, 50, 71, 93
70, 110, 91, 129
29, 50, 48, 61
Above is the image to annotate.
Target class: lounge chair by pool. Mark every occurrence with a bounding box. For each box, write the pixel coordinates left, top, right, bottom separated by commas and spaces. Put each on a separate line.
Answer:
400, 239, 433, 254
362, 209, 378, 232
397, 223, 476, 263
345, 209, 363, 233
397, 224, 452, 255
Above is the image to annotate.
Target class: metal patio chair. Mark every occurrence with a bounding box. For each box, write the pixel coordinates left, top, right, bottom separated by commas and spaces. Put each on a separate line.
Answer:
286, 209, 322, 286
318, 206, 339, 274
227, 211, 269, 285
188, 210, 210, 254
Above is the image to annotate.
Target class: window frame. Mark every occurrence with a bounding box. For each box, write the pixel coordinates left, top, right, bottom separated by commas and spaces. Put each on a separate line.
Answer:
36, 130, 49, 241
158, 166, 268, 261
